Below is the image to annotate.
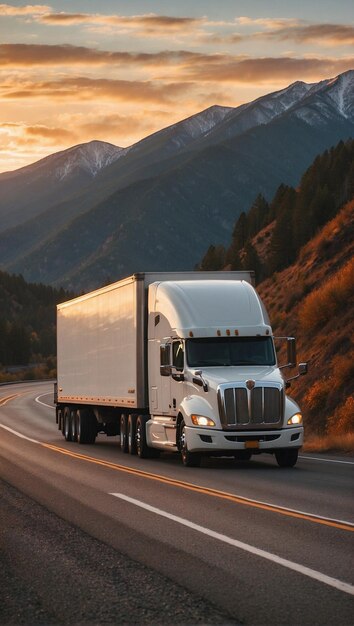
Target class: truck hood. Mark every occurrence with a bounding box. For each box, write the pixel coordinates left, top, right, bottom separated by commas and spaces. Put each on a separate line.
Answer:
192, 366, 284, 391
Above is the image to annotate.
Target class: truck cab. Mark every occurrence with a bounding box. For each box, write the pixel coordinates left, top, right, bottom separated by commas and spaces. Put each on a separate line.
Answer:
146, 279, 306, 467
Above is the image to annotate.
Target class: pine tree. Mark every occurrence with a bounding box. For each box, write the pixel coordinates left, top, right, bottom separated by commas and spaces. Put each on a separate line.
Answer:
199, 244, 226, 270
247, 194, 270, 237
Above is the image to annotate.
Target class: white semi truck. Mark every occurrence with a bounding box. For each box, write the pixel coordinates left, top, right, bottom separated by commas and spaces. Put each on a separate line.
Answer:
55, 272, 307, 467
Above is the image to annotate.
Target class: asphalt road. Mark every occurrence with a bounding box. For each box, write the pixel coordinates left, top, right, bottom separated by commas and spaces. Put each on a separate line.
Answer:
0, 381, 353, 625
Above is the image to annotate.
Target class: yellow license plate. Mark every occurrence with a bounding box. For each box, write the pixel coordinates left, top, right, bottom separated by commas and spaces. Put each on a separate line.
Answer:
245, 440, 259, 449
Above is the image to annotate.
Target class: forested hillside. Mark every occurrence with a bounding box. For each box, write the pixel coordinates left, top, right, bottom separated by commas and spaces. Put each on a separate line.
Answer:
199, 139, 354, 281
199, 139, 354, 443
0, 272, 72, 380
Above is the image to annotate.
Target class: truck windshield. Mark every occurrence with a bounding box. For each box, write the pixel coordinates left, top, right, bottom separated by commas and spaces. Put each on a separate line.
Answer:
186, 337, 276, 367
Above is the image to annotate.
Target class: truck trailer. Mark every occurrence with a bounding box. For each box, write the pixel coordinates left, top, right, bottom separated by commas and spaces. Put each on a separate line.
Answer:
55, 271, 307, 467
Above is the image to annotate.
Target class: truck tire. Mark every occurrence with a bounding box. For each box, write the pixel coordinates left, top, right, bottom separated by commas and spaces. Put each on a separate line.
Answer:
179, 419, 201, 467
275, 448, 298, 468
77, 408, 96, 444
70, 409, 78, 442
136, 415, 160, 459
63, 407, 72, 442
128, 414, 137, 455
120, 414, 129, 453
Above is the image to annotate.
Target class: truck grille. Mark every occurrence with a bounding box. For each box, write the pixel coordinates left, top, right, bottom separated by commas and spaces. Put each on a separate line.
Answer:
218, 383, 284, 429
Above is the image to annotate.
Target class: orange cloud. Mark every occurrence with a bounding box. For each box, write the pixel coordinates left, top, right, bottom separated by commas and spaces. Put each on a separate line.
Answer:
0, 43, 199, 67
179, 55, 354, 83
39, 12, 203, 31
2, 76, 191, 104
25, 125, 73, 140
0, 3, 50, 15
262, 24, 354, 46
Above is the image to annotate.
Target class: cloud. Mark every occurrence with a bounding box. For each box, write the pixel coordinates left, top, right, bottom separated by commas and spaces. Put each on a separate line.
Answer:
179, 55, 354, 83
0, 4, 51, 15
25, 125, 73, 140
0, 43, 199, 67
39, 12, 203, 31
263, 24, 354, 46
2, 76, 192, 104
235, 17, 354, 47
1, 44, 353, 90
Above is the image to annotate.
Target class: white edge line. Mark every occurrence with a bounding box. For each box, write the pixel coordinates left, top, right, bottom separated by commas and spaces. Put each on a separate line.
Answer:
35, 394, 55, 410
0, 424, 39, 444
111, 493, 354, 597
299, 455, 354, 466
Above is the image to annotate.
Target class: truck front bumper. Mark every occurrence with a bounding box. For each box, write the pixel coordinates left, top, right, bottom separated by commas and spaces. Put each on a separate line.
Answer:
185, 425, 303, 453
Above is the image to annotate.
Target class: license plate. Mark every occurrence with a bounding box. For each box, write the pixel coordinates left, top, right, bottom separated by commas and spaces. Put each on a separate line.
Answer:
245, 440, 259, 449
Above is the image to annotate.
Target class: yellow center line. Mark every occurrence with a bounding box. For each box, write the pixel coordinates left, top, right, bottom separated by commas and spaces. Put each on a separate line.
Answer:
0, 393, 22, 406
41, 443, 354, 533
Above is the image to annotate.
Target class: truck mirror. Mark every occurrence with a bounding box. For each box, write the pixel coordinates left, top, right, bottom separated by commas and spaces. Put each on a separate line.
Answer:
298, 362, 308, 376
287, 338, 297, 367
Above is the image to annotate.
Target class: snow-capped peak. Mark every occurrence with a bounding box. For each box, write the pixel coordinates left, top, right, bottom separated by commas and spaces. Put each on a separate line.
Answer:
54, 141, 128, 180
324, 70, 354, 119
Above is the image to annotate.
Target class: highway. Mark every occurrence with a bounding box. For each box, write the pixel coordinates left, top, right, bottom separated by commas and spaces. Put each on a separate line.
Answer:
0, 381, 353, 625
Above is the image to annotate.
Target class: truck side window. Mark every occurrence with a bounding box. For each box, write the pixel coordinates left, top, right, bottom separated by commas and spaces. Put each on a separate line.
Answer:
172, 341, 184, 371
160, 343, 171, 376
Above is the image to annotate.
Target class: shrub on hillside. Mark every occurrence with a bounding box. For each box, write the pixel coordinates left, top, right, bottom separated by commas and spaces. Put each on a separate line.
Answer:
327, 396, 354, 435
298, 258, 354, 333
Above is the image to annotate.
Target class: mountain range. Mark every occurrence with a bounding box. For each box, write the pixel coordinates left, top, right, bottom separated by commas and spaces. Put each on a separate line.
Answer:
0, 70, 353, 290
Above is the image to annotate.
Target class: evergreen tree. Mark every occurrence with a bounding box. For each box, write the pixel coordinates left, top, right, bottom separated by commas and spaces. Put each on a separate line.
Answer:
199, 244, 226, 270
247, 194, 270, 237
242, 242, 262, 283
7, 323, 31, 365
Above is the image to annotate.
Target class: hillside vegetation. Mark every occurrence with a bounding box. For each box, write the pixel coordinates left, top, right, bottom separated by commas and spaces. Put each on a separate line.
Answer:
0, 272, 72, 381
200, 139, 354, 443
258, 200, 353, 443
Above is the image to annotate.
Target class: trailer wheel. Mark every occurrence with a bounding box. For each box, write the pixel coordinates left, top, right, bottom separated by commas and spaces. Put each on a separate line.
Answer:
179, 419, 201, 467
136, 415, 160, 459
128, 414, 137, 455
275, 448, 298, 468
120, 414, 129, 453
64, 407, 72, 441
77, 409, 96, 444
70, 409, 78, 442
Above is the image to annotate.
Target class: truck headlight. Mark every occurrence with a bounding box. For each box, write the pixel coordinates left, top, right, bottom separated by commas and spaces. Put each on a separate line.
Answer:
287, 413, 303, 426
191, 414, 216, 427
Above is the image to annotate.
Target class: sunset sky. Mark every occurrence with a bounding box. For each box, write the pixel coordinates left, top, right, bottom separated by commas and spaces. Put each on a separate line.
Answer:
1, 0, 353, 172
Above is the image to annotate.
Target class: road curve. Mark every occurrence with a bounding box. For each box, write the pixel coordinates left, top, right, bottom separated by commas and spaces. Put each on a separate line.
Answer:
0, 381, 353, 625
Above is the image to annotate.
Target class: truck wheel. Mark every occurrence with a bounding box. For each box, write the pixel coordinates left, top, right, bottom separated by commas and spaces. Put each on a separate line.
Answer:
136, 415, 160, 459
275, 448, 298, 468
64, 407, 72, 442
70, 409, 78, 442
77, 409, 96, 444
120, 414, 129, 453
128, 414, 137, 455
179, 420, 201, 467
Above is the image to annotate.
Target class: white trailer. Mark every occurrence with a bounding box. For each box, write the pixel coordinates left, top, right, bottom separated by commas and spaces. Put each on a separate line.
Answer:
55, 272, 307, 467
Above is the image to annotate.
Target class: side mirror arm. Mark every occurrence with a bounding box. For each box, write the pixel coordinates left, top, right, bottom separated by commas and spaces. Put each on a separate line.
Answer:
286, 362, 308, 384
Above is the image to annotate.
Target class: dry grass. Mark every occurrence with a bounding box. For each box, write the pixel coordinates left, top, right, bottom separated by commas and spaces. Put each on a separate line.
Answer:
298, 257, 354, 334
303, 432, 354, 454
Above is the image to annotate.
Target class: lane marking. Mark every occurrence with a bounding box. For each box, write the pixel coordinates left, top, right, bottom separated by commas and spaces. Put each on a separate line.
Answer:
0, 424, 40, 444
35, 393, 55, 410
40, 443, 354, 532
0, 393, 21, 406
299, 455, 354, 466
1, 422, 353, 533
111, 493, 354, 596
